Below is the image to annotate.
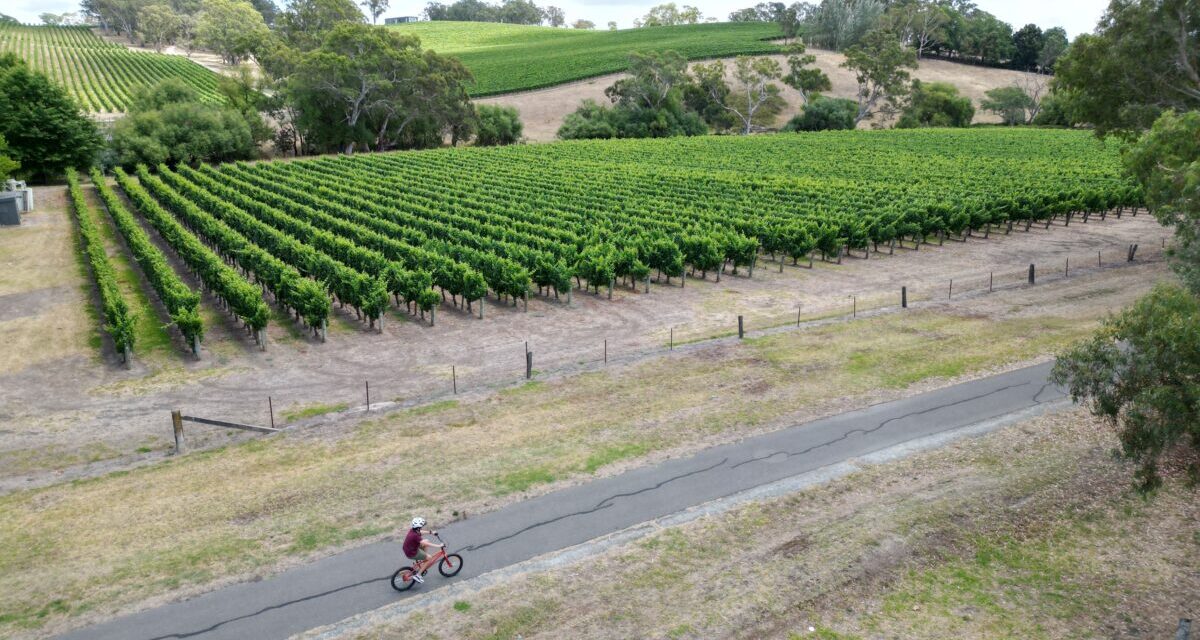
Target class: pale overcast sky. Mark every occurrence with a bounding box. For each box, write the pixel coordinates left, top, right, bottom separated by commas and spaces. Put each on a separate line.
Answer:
7, 0, 1108, 39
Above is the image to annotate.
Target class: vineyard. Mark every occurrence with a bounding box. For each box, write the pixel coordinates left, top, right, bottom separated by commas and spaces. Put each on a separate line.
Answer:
0, 24, 223, 113
101, 128, 1135, 347
389, 21, 782, 95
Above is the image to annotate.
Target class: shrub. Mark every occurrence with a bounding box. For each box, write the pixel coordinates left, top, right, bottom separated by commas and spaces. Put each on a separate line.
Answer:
783, 96, 858, 132
474, 104, 523, 146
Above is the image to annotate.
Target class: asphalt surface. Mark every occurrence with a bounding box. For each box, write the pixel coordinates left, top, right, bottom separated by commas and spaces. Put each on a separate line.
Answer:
61, 361, 1065, 640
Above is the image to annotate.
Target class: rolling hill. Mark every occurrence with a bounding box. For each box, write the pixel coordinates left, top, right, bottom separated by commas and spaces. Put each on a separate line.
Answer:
388, 21, 783, 96
0, 24, 224, 114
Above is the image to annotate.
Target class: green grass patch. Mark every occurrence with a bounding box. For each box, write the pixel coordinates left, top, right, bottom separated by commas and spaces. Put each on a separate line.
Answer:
453, 600, 472, 613
83, 187, 172, 357
281, 402, 349, 422
389, 21, 782, 95
495, 465, 556, 494
583, 442, 650, 474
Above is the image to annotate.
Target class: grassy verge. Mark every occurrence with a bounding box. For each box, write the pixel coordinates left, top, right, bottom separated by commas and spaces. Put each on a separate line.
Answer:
340, 409, 1199, 640
0, 284, 1155, 637
82, 186, 173, 359
282, 402, 350, 422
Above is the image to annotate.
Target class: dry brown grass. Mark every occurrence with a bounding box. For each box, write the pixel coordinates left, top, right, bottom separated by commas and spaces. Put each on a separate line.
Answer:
0, 187, 94, 373
337, 409, 1199, 640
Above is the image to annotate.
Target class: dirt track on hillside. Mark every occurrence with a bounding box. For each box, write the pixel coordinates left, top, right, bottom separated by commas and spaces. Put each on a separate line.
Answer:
480, 49, 1046, 141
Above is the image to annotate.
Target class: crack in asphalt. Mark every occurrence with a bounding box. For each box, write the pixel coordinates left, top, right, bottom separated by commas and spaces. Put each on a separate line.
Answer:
461, 457, 729, 553
730, 381, 1030, 470
143, 577, 388, 640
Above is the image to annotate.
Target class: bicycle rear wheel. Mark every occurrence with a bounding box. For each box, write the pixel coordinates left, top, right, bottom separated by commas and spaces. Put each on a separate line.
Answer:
439, 554, 464, 577
391, 566, 417, 591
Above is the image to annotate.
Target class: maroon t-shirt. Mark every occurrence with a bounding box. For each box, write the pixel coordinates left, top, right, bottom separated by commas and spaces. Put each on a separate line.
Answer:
403, 529, 422, 558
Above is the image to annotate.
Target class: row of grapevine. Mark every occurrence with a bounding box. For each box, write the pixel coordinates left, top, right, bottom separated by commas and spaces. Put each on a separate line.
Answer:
65, 169, 135, 357
0, 25, 223, 112
126, 130, 1140, 327
113, 168, 271, 335
132, 165, 330, 331
90, 168, 204, 347
157, 165, 392, 326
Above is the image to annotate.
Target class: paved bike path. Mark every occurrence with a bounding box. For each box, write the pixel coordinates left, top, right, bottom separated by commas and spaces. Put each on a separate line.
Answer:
62, 362, 1065, 640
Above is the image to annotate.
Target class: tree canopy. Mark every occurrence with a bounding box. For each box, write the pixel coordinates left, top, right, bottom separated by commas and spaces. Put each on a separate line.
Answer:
473, 104, 523, 146
1055, 0, 1200, 139
841, 28, 917, 124
896, 79, 974, 128
1050, 1, 1200, 491
0, 54, 101, 182
286, 23, 473, 153
109, 78, 259, 168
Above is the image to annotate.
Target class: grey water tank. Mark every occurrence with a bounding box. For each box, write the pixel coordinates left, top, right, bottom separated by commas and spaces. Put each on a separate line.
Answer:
0, 191, 21, 225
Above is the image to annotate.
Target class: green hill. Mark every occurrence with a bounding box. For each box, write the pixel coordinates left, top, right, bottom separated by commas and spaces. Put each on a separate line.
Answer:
0, 25, 224, 113
390, 21, 783, 96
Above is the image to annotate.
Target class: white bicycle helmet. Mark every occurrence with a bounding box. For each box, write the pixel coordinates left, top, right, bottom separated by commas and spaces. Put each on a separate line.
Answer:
411, 517, 426, 530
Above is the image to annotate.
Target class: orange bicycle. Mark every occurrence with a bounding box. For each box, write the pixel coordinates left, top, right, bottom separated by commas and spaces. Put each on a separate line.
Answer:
391, 533, 464, 591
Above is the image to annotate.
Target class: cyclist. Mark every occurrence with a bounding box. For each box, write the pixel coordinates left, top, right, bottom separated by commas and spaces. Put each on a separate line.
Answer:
402, 517, 443, 583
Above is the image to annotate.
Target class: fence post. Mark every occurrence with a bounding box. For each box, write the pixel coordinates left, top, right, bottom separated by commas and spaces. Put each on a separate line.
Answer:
948, 279, 953, 299
268, 396, 275, 429
365, 381, 370, 412
901, 286, 907, 309
738, 315, 744, 339
604, 339, 607, 363
670, 326, 674, 351
172, 410, 185, 455
797, 305, 803, 326
1128, 244, 1139, 262
525, 351, 533, 379
452, 366, 457, 394
1098, 251, 1102, 268
989, 272, 993, 292
1065, 258, 1069, 278
851, 296, 857, 318
1028, 264, 1036, 284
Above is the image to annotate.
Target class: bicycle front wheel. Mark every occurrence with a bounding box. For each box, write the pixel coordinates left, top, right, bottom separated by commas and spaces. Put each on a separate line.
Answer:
439, 554, 464, 577
391, 566, 417, 591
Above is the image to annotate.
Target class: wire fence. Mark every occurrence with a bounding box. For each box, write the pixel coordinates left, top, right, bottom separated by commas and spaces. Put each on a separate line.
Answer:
178, 234, 1173, 434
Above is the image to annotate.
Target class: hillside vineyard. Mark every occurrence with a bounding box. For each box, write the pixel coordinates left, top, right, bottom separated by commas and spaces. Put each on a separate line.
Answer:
389, 21, 782, 96
0, 24, 222, 112
122, 129, 1139, 333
